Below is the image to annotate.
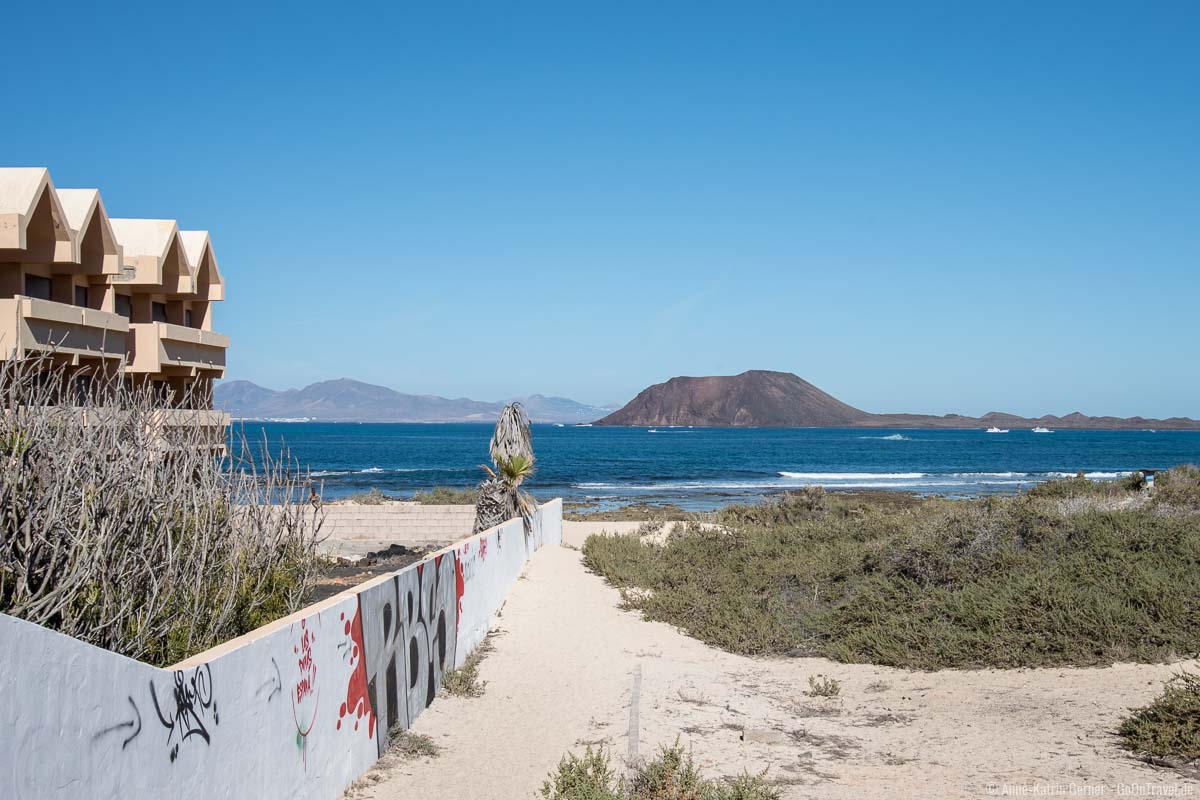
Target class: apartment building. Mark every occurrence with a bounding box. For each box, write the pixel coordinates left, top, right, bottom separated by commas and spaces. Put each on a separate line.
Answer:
0, 167, 228, 416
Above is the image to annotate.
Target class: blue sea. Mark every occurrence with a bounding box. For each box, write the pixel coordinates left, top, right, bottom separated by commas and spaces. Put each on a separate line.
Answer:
231, 423, 1200, 511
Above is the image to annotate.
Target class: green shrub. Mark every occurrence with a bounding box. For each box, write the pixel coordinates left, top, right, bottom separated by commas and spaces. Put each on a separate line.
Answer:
442, 639, 492, 698
1027, 472, 1119, 499
343, 487, 393, 504
628, 742, 709, 799
1122, 471, 1148, 491
806, 675, 841, 698
582, 477, 1200, 670
1119, 672, 1200, 766
413, 486, 478, 505
540, 746, 623, 800
540, 744, 779, 800
1153, 465, 1200, 511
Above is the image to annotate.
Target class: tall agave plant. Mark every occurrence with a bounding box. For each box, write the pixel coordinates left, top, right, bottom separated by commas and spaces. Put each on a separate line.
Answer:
473, 402, 538, 533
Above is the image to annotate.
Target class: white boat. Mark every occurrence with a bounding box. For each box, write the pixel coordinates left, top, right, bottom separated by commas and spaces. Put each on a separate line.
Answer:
1032, 426, 1052, 433
648, 428, 659, 433
554, 423, 565, 427
986, 426, 1009, 433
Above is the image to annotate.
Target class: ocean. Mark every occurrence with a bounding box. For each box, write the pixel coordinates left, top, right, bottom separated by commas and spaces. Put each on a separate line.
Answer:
231, 422, 1200, 511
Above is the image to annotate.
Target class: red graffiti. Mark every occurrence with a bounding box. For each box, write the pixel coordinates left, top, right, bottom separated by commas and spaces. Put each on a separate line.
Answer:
478, 536, 488, 561
291, 616, 320, 771
295, 625, 316, 705
337, 603, 375, 739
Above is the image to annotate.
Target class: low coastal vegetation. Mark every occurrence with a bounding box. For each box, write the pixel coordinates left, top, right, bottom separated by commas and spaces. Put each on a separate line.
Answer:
540, 743, 779, 800
337, 486, 476, 505
441, 637, 494, 698
414, 486, 477, 505
582, 469, 1200, 670
1119, 672, 1200, 772
341, 487, 397, 504
0, 357, 323, 666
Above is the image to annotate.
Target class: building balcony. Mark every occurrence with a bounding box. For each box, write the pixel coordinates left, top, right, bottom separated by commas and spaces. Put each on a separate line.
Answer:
129, 321, 228, 377
0, 295, 129, 363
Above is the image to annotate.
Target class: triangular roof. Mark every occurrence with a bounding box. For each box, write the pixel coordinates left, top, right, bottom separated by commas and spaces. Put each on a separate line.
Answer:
179, 230, 225, 301
109, 218, 177, 262
0, 168, 48, 217
56, 188, 122, 274
55, 188, 100, 232
109, 218, 187, 287
0, 167, 74, 260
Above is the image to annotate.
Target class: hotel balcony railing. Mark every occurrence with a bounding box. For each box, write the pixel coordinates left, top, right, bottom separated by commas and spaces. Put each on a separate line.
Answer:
129, 321, 229, 376
0, 295, 129, 362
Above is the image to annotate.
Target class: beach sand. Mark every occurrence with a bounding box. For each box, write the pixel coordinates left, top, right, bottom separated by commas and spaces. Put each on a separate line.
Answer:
346, 523, 1199, 799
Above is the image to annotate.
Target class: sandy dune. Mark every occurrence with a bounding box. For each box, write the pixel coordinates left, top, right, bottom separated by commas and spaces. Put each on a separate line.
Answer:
348, 525, 1199, 799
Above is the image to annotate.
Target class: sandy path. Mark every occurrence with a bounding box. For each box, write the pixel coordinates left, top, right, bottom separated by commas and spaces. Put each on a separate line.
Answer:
349, 530, 1199, 800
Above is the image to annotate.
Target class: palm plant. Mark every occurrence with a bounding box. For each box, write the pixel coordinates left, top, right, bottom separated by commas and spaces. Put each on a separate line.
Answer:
473, 403, 538, 533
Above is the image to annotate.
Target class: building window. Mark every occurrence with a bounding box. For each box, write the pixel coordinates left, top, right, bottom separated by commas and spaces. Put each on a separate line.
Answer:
74, 285, 89, 308
115, 294, 132, 318
185, 308, 194, 327
152, 302, 168, 323
24, 275, 51, 300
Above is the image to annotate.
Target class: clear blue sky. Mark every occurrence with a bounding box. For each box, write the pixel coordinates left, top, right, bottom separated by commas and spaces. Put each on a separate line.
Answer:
6, 1, 1198, 417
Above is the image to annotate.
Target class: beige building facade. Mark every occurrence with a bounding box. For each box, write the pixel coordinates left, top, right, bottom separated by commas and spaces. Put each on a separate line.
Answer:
0, 167, 228, 415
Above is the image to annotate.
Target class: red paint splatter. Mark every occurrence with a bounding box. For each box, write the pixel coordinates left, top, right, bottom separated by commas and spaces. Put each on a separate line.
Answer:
478, 536, 488, 561
338, 600, 375, 740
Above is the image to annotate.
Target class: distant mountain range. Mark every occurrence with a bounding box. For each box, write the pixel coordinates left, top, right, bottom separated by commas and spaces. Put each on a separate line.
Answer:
215, 379, 618, 424
595, 370, 1200, 430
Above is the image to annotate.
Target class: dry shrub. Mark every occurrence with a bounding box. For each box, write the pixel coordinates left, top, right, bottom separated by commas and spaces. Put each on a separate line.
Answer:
0, 355, 324, 665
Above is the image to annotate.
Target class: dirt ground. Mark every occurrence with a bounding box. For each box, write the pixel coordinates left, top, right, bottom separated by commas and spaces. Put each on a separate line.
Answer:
310, 544, 429, 603
344, 523, 1199, 799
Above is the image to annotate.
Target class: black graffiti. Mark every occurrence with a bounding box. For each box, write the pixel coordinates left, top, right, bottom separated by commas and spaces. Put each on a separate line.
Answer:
256, 656, 282, 703
150, 664, 219, 762
93, 695, 143, 750
359, 554, 457, 756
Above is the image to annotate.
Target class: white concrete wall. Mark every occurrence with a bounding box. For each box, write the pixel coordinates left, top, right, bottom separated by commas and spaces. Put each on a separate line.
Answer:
321, 503, 476, 545
0, 499, 562, 800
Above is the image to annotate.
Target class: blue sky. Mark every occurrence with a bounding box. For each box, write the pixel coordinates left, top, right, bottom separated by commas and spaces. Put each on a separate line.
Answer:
5, 1, 1198, 417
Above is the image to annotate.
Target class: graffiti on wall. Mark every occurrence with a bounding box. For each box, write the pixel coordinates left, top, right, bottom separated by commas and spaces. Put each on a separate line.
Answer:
93, 696, 143, 750
338, 604, 374, 738
345, 553, 459, 756
149, 664, 218, 762
11, 502, 561, 800
291, 617, 320, 769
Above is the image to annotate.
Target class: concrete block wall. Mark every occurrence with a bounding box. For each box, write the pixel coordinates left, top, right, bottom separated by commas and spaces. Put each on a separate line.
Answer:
321, 503, 477, 545
0, 499, 563, 800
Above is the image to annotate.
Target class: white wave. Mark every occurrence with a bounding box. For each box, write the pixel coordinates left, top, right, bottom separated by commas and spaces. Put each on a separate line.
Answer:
358, 467, 385, 474
579, 478, 1019, 492
309, 470, 349, 478
778, 472, 926, 480
953, 472, 1030, 478
858, 434, 910, 441
1050, 471, 1130, 479
578, 481, 790, 490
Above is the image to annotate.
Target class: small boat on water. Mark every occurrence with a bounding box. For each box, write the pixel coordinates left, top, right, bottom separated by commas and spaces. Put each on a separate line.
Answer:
986, 426, 1009, 434
554, 423, 565, 427
1032, 426, 1053, 433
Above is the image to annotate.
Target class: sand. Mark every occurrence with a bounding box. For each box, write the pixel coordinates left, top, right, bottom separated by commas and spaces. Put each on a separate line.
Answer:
347, 523, 1199, 799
